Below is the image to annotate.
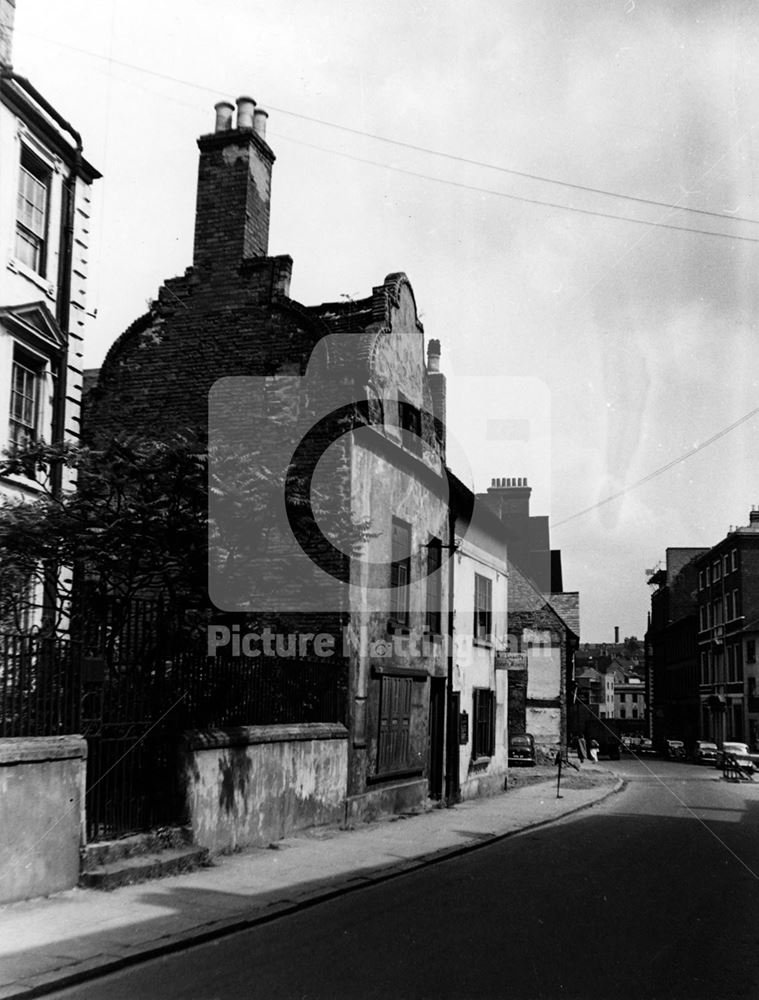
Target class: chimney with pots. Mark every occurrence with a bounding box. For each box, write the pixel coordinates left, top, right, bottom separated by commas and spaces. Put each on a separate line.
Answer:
193, 94, 276, 272
614, 626, 620, 644
750, 506, 759, 525
484, 475, 532, 521
0, 0, 15, 69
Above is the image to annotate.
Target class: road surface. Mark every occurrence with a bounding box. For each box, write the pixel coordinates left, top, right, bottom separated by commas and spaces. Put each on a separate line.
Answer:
49, 757, 759, 999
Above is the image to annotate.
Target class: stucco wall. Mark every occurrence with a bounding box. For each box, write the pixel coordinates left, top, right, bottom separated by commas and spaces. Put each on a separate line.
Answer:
0, 736, 87, 904
181, 723, 348, 853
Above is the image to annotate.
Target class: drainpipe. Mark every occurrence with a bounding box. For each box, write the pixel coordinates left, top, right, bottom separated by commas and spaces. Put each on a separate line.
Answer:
444, 503, 458, 805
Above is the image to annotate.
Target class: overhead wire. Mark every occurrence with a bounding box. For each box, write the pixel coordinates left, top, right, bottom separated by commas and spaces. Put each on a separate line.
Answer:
17, 28, 759, 236
553, 406, 759, 528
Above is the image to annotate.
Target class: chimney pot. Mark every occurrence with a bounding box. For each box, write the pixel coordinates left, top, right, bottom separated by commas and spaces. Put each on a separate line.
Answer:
253, 107, 269, 139
214, 101, 235, 133
750, 508, 759, 524
236, 95, 256, 130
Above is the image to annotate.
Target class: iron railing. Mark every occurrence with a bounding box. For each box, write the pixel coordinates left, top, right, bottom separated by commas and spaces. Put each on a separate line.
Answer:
0, 632, 81, 737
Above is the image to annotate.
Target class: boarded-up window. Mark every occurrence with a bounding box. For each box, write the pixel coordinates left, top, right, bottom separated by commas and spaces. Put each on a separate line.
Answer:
377, 675, 413, 774
472, 687, 496, 758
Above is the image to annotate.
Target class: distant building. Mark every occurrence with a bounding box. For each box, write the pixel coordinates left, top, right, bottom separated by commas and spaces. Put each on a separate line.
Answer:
645, 548, 706, 748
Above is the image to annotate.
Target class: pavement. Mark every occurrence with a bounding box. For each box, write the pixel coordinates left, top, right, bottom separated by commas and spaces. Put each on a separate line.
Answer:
0, 762, 622, 999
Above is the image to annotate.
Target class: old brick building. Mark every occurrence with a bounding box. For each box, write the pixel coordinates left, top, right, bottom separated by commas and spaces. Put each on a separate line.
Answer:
86, 97, 457, 836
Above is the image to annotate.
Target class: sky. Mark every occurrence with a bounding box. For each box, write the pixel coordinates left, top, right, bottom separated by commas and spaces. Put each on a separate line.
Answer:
11, 0, 759, 641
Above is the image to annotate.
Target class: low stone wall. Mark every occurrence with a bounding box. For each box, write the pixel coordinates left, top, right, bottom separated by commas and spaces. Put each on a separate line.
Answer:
0, 736, 87, 904
180, 723, 348, 853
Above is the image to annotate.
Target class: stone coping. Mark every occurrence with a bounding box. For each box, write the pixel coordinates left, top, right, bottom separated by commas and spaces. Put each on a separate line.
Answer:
0, 734, 87, 765
181, 723, 348, 751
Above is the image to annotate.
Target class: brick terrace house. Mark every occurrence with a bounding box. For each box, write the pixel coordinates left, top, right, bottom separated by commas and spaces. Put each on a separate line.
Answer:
84, 96, 460, 842
695, 510, 759, 750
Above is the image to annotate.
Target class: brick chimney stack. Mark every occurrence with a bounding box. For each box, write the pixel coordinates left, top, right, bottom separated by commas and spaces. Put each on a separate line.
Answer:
750, 506, 759, 525
426, 339, 446, 451
0, 0, 15, 69
484, 476, 532, 521
193, 95, 275, 272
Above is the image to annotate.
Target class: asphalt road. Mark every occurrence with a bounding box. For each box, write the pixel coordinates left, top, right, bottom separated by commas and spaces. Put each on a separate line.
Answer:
50, 757, 759, 1000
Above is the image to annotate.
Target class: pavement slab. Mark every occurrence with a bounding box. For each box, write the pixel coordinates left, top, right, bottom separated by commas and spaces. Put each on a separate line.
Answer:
0, 764, 621, 999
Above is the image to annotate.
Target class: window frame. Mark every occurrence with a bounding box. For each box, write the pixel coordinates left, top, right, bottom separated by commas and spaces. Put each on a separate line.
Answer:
389, 517, 412, 626
473, 572, 493, 644
9, 347, 46, 458
472, 687, 496, 759
425, 536, 443, 635
16, 146, 51, 277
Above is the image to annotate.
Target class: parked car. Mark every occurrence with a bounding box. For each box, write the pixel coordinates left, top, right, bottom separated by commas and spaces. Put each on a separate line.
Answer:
715, 742, 755, 772
637, 738, 657, 756
508, 733, 536, 766
692, 740, 718, 765
666, 739, 686, 760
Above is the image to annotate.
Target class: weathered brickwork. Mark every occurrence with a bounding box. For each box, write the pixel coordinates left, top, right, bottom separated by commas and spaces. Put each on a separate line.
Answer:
85, 110, 449, 817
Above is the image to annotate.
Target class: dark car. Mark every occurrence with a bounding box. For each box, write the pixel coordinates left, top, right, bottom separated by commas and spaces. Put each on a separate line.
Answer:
693, 740, 718, 765
666, 739, 686, 760
637, 738, 657, 756
508, 733, 536, 766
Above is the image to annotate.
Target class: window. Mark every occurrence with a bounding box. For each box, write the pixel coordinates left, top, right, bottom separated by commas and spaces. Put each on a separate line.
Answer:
724, 554, 730, 576
732, 549, 738, 572
713, 599, 722, 626
700, 605, 707, 632
713, 560, 721, 582
727, 645, 735, 682
632, 693, 638, 704
473, 573, 492, 643
698, 570, 705, 591
632, 707, 638, 719
9, 352, 43, 452
425, 537, 442, 634
397, 392, 421, 454
16, 147, 50, 276
377, 675, 414, 775
390, 518, 411, 624
733, 590, 739, 620
747, 639, 756, 665
620, 707, 626, 719
726, 592, 734, 622
706, 566, 711, 586
700, 650, 709, 685
472, 687, 495, 758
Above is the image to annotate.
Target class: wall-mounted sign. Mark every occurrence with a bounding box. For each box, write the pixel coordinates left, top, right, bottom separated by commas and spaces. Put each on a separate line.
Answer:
495, 651, 527, 671
459, 710, 469, 745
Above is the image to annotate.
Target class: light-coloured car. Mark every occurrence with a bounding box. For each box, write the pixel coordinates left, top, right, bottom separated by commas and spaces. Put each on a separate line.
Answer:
715, 742, 755, 772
